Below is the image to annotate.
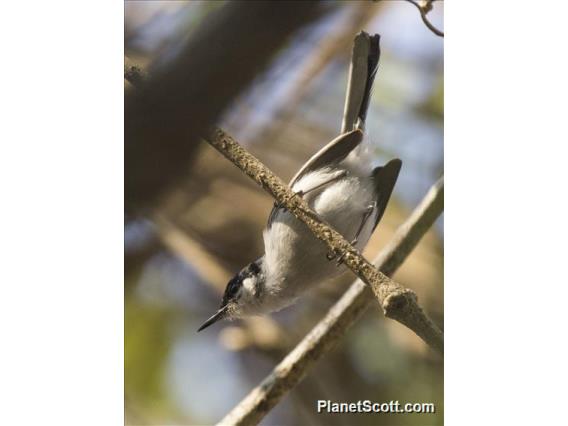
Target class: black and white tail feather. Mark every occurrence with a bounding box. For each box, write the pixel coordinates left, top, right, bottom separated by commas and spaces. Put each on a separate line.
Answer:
198, 32, 402, 332
342, 32, 381, 133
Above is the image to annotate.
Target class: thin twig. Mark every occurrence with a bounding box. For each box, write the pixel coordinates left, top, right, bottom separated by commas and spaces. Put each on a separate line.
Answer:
204, 128, 442, 353
218, 176, 444, 426
403, 0, 444, 37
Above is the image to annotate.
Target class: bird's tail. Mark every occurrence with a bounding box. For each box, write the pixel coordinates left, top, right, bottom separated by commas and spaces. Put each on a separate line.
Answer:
341, 32, 381, 133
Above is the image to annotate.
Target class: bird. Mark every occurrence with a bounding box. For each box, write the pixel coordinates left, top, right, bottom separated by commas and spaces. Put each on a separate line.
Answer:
198, 32, 401, 332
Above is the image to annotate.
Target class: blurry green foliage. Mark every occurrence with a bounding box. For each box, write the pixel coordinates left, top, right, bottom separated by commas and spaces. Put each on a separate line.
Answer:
420, 74, 444, 120
125, 299, 175, 420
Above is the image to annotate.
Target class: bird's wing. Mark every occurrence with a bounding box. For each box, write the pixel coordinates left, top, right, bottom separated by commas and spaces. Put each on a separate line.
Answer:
288, 129, 363, 188
267, 130, 363, 228
370, 159, 402, 231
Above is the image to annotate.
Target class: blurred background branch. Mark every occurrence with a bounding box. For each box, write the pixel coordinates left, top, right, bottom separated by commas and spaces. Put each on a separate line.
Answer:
125, 1, 322, 212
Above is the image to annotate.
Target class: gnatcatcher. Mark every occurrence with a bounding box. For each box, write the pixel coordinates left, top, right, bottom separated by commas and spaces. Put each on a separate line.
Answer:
199, 32, 401, 332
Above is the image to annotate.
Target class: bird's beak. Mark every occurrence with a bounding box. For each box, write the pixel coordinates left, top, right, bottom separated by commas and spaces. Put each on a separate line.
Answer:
197, 305, 228, 332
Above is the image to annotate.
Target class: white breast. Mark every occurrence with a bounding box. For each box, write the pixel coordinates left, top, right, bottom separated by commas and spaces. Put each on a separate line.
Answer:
262, 166, 377, 310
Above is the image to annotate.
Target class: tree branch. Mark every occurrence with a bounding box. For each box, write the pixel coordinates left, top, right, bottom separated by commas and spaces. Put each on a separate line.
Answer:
217, 175, 443, 426
204, 128, 442, 352
403, 0, 444, 37
371, 177, 444, 351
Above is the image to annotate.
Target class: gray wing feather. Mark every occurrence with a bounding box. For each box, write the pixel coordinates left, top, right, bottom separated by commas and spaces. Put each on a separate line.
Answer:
371, 159, 402, 231
288, 129, 363, 188
267, 130, 364, 228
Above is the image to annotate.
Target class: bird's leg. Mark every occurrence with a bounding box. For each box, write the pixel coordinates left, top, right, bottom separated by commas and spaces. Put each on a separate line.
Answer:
328, 203, 375, 265
350, 203, 376, 247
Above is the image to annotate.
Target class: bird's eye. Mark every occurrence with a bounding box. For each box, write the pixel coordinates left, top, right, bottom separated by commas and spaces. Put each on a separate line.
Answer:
224, 277, 241, 301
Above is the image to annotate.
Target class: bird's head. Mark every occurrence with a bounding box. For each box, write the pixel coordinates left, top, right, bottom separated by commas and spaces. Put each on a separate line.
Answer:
197, 259, 265, 332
